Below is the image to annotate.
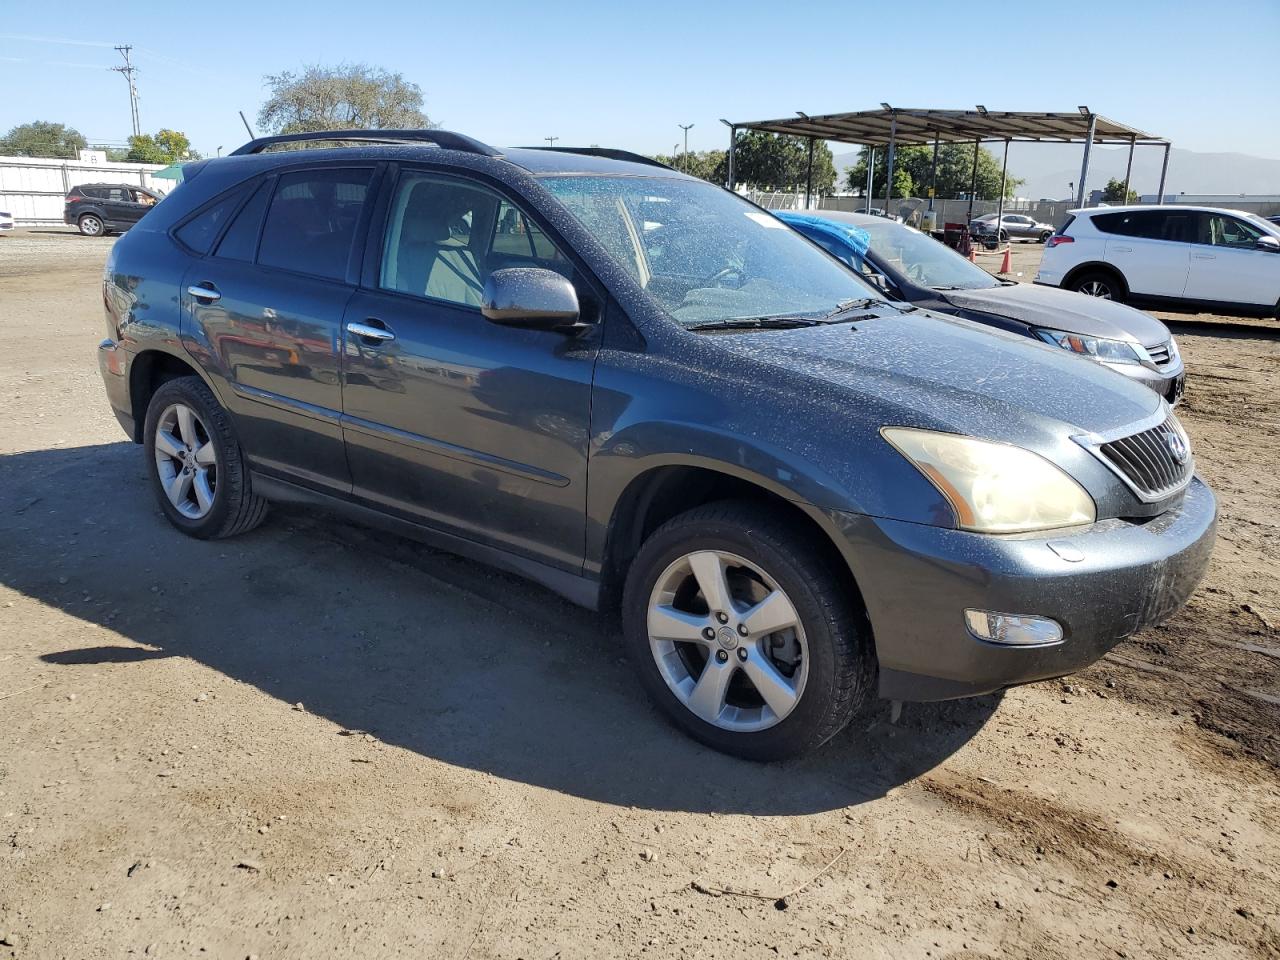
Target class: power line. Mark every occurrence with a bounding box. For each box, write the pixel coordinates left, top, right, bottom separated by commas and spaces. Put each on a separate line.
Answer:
110, 45, 140, 138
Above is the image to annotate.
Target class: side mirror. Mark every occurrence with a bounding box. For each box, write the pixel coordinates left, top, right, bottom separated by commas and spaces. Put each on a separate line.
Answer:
482, 268, 584, 333
1255, 236, 1280, 253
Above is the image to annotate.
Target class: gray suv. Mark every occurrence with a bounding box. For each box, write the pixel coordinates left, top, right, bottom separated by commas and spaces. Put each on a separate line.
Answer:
96, 130, 1216, 760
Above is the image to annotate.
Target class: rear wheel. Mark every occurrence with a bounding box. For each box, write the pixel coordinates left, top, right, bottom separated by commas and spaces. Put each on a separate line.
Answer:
1070, 269, 1127, 302
77, 214, 104, 237
1038, 230, 1052, 243
622, 501, 874, 761
143, 376, 268, 539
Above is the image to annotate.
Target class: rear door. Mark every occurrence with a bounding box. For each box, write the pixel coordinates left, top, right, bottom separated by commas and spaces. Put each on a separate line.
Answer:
1184, 212, 1280, 306
103, 186, 136, 226
179, 164, 378, 496
1095, 210, 1193, 297
339, 166, 599, 571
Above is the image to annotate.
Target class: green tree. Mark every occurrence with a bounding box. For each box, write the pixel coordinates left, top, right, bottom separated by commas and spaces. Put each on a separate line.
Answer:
1101, 177, 1139, 203
652, 149, 727, 183
126, 129, 199, 163
845, 144, 1022, 200
259, 63, 431, 134
0, 121, 87, 158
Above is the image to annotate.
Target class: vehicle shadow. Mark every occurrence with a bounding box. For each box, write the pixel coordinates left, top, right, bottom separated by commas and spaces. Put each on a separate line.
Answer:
1, 442, 998, 815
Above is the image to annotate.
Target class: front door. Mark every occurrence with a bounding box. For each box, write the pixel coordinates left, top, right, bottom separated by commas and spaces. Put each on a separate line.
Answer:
181, 165, 376, 495
340, 168, 599, 572
1184, 212, 1280, 306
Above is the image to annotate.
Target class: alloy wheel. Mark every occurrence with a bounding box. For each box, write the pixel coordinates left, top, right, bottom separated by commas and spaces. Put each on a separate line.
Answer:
1079, 281, 1113, 299
80, 215, 103, 236
153, 403, 218, 519
646, 550, 808, 732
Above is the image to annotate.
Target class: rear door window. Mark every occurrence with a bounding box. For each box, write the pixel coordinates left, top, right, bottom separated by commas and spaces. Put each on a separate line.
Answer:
213, 180, 273, 262
257, 168, 373, 281
174, 187, 249, 255
1093, 211, 1190, 242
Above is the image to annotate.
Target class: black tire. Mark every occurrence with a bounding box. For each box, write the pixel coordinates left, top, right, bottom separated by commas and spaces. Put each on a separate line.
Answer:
1069, 269, 1127, 302
1038, 230, 1052, 244
998, 229, 1009, 243
77, 214, 104, 237
143, 375, 268, 539
621, 501, 875, 761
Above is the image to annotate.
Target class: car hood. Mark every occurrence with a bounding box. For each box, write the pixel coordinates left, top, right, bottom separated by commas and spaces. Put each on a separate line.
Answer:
942, 282, 1171, 346
713, 307, 1162, 442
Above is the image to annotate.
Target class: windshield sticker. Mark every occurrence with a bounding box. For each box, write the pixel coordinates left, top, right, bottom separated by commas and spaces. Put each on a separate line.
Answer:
745, 211, 786, 229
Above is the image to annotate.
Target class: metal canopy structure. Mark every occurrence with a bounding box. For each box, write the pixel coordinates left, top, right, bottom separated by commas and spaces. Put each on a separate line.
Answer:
724, 106, 1172, 224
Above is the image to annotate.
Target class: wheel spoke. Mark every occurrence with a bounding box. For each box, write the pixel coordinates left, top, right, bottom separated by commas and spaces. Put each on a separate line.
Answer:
193, 441, 217, 466
741, 650, 800, 718
193, 470, 214, 512
648, 604, 711, 644
154, 430, 184, 460
175, 405, 198, 448
740, 589, 799, 639
166, 470, 193, 508
687, 551, 733, 615
686, 658, 734, 723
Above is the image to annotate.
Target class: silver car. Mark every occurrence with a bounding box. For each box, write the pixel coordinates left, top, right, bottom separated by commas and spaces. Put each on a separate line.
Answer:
970, 213, 1055, 243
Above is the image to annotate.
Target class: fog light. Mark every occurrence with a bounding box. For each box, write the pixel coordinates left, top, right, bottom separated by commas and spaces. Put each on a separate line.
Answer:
964, 609, 1063, 647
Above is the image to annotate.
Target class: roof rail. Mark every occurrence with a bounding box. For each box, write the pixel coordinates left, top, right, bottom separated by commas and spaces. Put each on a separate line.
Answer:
229, 129, 501, 157
521, 146, 674, 170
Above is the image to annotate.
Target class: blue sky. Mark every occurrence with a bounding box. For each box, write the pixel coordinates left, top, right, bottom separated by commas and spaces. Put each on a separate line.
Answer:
4, 0, 1279, 160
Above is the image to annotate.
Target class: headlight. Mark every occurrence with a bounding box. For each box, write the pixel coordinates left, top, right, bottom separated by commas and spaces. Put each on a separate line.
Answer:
882, 428, 1096, 533
1035, 328, 1145, 365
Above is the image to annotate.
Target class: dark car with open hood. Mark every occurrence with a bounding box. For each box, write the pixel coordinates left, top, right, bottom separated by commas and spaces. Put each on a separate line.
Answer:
96, 130, 1215, 760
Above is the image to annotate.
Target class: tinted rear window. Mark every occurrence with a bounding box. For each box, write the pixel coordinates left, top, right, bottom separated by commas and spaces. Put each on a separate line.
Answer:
174, 187, 248, 255
256, 169, 371, 281
214, 180, 272, 262
1092, 210, 1191, 242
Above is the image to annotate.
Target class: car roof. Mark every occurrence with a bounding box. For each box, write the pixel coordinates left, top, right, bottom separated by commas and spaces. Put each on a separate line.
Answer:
203, 141, 694, 181
1071, 203, 1254, 217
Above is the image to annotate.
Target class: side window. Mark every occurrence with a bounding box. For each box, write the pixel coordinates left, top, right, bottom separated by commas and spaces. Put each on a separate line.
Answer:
257, 168, 372, 281
174, 187, 248, 255
214, 180, 272, 262
805, 231, 855, 267
379, 173, 570, 307
106, 187, 130, 202
1094, 211, 1187, 242
1200, 213, 1263, 249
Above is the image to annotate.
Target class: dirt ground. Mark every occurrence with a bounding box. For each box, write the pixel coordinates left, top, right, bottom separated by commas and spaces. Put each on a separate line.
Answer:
1, 229, 1277, 960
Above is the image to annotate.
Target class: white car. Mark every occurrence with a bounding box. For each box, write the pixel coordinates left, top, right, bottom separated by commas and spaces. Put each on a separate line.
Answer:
1036, 205, 1280, 314
0, 210, 14, 231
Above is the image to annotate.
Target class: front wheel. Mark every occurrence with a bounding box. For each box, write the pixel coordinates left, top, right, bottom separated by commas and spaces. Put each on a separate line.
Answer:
622, 501, 875, 761
1038, 231, 1052, 243
143, 375, 268, 539
77, 214, 104, 237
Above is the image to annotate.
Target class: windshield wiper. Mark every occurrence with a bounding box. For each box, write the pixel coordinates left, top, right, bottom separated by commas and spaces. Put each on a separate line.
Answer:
822, 297, 887, 318
686, 315, 824, 332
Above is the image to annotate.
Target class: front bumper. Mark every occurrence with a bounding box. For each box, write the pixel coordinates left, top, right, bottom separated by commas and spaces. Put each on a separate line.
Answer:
1109, 357, 1185, 405
833, 476, 1217, 701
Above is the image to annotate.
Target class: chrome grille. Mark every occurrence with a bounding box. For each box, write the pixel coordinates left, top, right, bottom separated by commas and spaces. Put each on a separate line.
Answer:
1097, 415, 1193, 501
1144, 339, 1173, 367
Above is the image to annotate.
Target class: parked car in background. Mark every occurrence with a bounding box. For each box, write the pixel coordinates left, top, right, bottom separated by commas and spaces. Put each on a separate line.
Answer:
64, 183, 161, 236
1036, 205, 1280, 315
855, 206, 902, 222
777, 210, 1185, 404
97, 130, 1214, 761
970, 212, 1055, 243
1267, 215, 1280, 227
0, 209, 14, 232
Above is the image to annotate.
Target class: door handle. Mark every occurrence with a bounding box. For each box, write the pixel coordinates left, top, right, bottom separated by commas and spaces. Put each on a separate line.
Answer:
187, 284, 221, 302
1192, 253, 1216, 260
1111, 246, 1133, 253
347, 320, 395, 342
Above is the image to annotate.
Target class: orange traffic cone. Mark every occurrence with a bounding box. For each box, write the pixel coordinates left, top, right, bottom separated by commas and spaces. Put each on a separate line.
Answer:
999, 246, 1012, 274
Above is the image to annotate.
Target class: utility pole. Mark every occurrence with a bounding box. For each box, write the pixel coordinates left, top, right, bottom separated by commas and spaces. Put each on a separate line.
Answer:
678, 123, 694, 173
111, 45, 141, 138
545, 136, 558, 147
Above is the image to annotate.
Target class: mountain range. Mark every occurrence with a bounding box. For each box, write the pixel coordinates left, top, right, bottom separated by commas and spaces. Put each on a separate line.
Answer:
832, 145, 1280, 199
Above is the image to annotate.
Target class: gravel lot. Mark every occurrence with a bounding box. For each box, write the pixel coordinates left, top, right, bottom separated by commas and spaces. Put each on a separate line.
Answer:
1, 229, 1278, 959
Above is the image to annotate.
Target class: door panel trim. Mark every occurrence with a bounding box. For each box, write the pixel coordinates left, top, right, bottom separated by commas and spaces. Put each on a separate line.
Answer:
340, 413, 571, 487
231, 382, 343, 425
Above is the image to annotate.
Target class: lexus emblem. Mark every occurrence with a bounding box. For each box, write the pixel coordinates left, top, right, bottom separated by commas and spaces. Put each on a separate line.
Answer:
1166, 432, 1189, 465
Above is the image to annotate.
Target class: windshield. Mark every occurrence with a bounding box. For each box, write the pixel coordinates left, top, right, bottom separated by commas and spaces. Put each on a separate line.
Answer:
540, 175, 880, 325
859, 219, 1000, 290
